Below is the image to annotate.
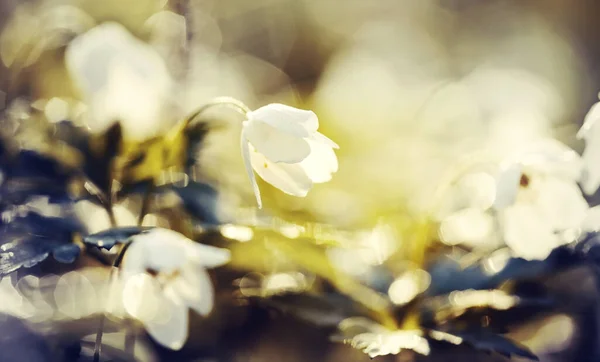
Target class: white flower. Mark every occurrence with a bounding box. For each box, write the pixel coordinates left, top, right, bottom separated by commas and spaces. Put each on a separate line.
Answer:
578, 94, 600, 195
337, 318, 430, 358
494, 141, 588, 260
120, 228, 230, 350
240, 103, 339, 208
65, 22, 172, 139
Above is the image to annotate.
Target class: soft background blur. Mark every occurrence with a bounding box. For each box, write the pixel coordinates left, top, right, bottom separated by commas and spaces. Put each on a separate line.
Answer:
2, 0, 600, 361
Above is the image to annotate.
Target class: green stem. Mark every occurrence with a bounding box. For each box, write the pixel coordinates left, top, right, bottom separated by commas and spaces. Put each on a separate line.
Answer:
182, 96, 251, 128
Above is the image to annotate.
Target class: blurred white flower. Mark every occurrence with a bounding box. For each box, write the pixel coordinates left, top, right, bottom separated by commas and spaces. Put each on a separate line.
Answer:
349, 330, 430, 358
494, 141, 587, 260
240, 103, 339, 208
121, 228, 230, 350
578, 94, 600, 195
65, 22, 172, 139
337, 318, 430, 358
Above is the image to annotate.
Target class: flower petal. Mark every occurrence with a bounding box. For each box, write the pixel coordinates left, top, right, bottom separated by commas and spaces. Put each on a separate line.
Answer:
534, 178, 588, 231
580, 135, 600, 195
250, 147, 313, 197
493, 163, 522, 210
521, 139, 582, 181
169, 266, 214, 316
123, 229, 188, 275
244, 120, 311, 163
144, 292, 188, 350
583, 205, 600, 232
249, 103, 318, 137
501, 204, 561, 260
299, 139, 338, 183
439, 208, 494, 247
310, 131, 339, 149
122, 273, 162, 321
577, 101, 600, 140
186, 243, 231, 269
65, 22, 172, 138
241, 129, 262, 208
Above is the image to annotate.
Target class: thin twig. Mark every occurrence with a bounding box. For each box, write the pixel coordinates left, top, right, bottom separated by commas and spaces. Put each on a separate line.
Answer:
137, 183, 155, 226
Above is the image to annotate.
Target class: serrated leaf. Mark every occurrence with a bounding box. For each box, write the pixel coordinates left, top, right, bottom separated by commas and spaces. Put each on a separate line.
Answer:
82, 226, 150, 250
170, 181, 220, 225
0, 213, 83, 275
0, 150, 74, 204
54, 121, 122, 195
420, 289, 554, 328
426, 246, 579, 297
116, 180, 220, 225
446, 329, 538, 360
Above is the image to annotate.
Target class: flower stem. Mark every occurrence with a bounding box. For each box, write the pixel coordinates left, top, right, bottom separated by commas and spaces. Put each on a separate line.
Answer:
182, 96, 251, 127
137, 183, 155, 226
93, 241, 134, 362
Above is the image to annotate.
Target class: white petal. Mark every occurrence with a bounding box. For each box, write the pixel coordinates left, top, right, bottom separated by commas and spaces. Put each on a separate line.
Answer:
493, 163, 522, 209
144, 293, 188, 350
583, 205, 600, 232
241, 129, 262, 208
310, 131, 339, 149
123, 229, 188, 275
580, 135, 600, 195
299, 139, 338, 183
120, 241, 148, 276
122, 273, 163, 322
439, 208, 494, 247
244, 120, 311, 163
521, 139, 582, 180
501, 204, 561, 260
186, 243, 231, 268
250, 147, 313, 197
249, 103, 318, 137
168, 266, 214, 316
65, 22, 172, 138
577, 101, 600, 140
534, 178, 588, 231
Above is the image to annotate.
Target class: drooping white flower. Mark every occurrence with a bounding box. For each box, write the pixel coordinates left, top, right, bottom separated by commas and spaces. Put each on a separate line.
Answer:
240, 103, 339, 208
494, 141, 588, 260
65, 22, 172, 139
578, 94, 600, 195
121, 228, 230, 350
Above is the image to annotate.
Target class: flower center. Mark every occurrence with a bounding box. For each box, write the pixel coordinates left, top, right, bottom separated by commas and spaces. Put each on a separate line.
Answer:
146, 268, 181, 287
519, 173, 530, 188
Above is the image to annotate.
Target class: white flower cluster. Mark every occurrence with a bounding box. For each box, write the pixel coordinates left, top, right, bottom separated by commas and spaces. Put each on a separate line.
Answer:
441, 96, 600, 261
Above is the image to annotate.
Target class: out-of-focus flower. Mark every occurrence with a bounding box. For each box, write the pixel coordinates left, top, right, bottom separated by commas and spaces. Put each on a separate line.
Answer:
348, 330, 430, 358
65, 22, 172, 139
240, 103, 339, 208
337, 318, 430, 358
494, 141, 587, 260
578, 93, 600, 195
121, 228, 230, 350
0, 4, 95, 68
